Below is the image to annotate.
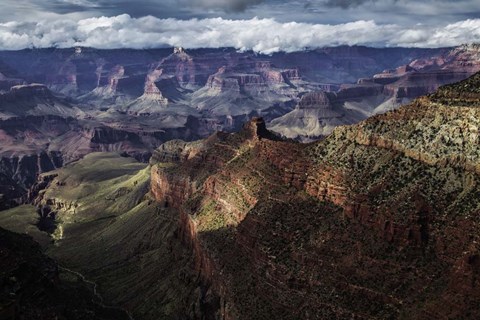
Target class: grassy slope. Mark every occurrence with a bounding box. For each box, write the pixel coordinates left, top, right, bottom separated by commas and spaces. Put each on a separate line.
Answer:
0, 153, 199, 319
0, 204, 51, 247
41, 153, 199, 319
0, 227, 133, 320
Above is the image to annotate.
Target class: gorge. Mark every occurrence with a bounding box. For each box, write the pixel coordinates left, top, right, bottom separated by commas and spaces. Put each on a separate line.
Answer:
1, 44, 480, 210
2, 71, 480, 319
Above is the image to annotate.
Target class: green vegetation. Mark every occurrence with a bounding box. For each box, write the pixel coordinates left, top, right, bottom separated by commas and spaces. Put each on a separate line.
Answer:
0, 152, 202, 320
0, 204, 51, 247
196, 200, 225, 232
38, 152, 150, 225
430, 71, 480, 105
5, 73, 480, 319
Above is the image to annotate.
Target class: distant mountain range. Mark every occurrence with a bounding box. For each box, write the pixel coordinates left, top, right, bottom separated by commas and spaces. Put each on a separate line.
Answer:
0, 44, 479, 208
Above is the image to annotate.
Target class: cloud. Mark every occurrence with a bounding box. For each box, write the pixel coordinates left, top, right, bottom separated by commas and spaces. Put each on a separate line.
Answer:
19, 0, 264, 18
187, 0, 265, 12
396, 18, 480, 47
57, 0, 99, 7
0, 15, 478, 53
324, 0, 377, 9
2, 0, 480, 30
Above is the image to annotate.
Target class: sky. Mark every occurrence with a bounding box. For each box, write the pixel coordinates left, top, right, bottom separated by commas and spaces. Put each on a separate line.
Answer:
0, 0, 479, 52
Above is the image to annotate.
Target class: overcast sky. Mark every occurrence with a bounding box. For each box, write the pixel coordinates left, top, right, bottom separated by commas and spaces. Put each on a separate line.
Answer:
0, 0, 479, 52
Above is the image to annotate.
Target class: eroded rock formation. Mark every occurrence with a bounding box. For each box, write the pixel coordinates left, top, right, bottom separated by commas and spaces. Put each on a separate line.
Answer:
148, 74, 480, 319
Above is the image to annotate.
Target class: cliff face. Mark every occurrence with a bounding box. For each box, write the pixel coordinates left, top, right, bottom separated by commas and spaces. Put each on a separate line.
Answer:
149, 74, 480, 319
0, 151, 63, 206
372, 45, 480, 102
1, 47, 480, 319
269, 91, 350, 140
1, 46, 478, 190
0, 84, 80, 119
269, 44, 480, 141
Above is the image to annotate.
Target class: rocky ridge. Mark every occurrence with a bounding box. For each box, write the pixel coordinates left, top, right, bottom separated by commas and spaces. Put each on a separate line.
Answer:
148, 73, 480, 319
269, 91, 351, 140
9, 153, 219, 319
0, 84, 81, 119
270, 45, 480, 140
1, 48, 480, 319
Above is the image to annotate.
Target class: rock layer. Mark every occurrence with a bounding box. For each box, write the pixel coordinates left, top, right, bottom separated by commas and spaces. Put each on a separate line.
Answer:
149, 74, 480, 319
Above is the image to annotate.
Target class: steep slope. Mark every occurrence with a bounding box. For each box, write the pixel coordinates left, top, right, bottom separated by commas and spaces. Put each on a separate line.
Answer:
0, 60, 24, 91
0, 115, 181, 208
0, 84, 82, 120
269, 44, 480, 140
0, 46, 441, 96
0, 79, 204, 208
0, 227, 131, 320
0, 45, 477, 191
369, 44, 480, 110
0, 46, 465, 136
190, 59, 301, 121
269, 91, 362, 141
1, 73, 480, 319
149, 73, 480, 319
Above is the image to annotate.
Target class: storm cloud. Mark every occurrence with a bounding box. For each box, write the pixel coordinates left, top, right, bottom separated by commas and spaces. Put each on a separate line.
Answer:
0, 15, 478, 53
187, 0, 265, 12
0, 0, 478, 51
324, 0, 377, 9
8, 0, 266, 20
2, 0, 480, 26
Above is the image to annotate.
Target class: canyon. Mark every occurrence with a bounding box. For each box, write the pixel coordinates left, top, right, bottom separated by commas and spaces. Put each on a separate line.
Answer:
1, 45, 480, 208
1, 72, 479, 318
0, 43, 480, 319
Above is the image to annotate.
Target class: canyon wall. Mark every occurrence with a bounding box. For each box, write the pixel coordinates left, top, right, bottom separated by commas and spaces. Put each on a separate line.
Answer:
149, 73, 480, 319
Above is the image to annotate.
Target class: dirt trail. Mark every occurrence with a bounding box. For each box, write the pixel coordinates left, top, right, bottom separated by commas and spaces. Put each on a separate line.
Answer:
59, 266, 134, 320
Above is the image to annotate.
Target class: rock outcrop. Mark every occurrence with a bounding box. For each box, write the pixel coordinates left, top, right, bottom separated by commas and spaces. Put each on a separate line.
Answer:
269, 91, 349, 140
267, 44, 480, 140
0, 84, 80, 119
0, 45, 478, 143
8, 153, 213, 320
373, 45, 480, 101
0, 112, 203, 208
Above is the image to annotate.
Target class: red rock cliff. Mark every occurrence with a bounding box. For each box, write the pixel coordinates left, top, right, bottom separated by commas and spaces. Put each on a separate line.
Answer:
149, 75, 480, 319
